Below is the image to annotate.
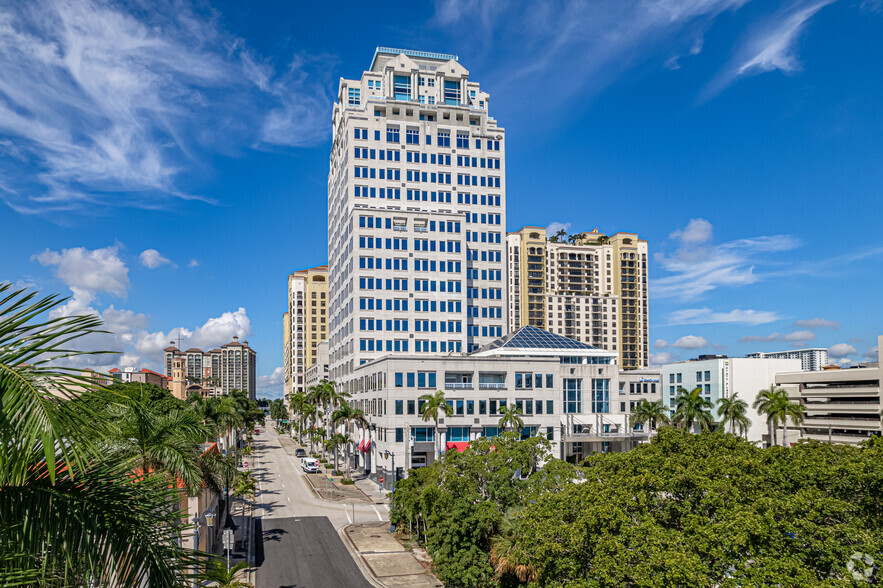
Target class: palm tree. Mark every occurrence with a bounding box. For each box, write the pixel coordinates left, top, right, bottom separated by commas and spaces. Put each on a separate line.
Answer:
232, 471, 258, 516
106, 401, 208, 492
331, 403, 369, 476
419, 390, 453, 460
498, 404, 525, 433
0, 284, 201, 584
754, 385, 804, 447
326, 432, 350, 474
671, 386, 715, 433
490, 508, 535, 583
288, 391, 308, 444
204, 560, 253, 587
629, 399, 670, 435
717, 393, 751, 437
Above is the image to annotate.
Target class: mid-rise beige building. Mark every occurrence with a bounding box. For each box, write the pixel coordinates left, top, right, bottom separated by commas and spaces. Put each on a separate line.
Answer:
284, 266, 328, 397
164, 336, 256, 399
507, 226, 649, 369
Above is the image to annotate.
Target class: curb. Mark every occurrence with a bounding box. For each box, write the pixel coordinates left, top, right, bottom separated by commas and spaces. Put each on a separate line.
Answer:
338, 525, 386, 588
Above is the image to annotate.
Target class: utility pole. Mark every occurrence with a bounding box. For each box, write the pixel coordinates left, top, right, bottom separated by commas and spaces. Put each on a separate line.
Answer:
383, 450, 396, 533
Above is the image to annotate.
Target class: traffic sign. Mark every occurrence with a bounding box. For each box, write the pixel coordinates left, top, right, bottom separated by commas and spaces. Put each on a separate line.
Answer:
222, 528, 234, 549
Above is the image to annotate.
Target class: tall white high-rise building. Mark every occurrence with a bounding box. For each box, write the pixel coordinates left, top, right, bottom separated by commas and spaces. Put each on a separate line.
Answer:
328, 48, 507, 394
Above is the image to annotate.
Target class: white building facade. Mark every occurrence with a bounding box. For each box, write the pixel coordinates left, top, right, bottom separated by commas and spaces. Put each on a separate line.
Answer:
328, 48, 507, 395
660, 357, 801, 445
746, 348, 828, 371
343, 326, 648, 488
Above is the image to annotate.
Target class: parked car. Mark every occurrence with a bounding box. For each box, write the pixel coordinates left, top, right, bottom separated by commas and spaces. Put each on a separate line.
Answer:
295, 448, 307, 458
301, 458, 320, 474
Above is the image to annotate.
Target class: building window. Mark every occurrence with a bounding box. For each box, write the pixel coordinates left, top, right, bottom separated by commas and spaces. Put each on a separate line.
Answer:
444, 80, 460, 105
394, 75, 411, 101
395, 400, 403, 415
413, 427, 435, 442
386, 127, 400, 143
347, 87, 360, 106
448, 427, 469, 442
563, 379, 582, 414
396, 428, 404, 443
483, 426, 499, 438
592, 379, 610, 413
407, 400, 415, 415
406, 128, 420, 145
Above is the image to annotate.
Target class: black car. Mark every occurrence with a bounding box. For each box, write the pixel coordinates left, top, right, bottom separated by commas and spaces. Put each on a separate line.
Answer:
295, 448, 307, 458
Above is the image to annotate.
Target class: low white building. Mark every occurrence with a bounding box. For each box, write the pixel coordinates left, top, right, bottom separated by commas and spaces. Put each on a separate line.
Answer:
618, 369, 662, 435
344, 326, 648, 486
304, 341, 330, 390
660, 356, 801, 445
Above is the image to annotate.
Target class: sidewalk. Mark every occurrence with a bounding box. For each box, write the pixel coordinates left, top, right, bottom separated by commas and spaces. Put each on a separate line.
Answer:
355, 476, 390, 504
344, 522, 442, 587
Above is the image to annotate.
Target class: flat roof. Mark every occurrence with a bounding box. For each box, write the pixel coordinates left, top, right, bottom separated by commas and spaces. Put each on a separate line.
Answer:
370, 47, 458, 71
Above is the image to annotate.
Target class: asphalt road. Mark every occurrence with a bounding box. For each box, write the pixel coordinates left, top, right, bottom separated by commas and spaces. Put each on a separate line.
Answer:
255, 516, 371, 588
251, 422, 384, 587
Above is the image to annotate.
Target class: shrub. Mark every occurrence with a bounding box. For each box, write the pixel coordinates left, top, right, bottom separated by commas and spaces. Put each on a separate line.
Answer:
340, 478, 355, 485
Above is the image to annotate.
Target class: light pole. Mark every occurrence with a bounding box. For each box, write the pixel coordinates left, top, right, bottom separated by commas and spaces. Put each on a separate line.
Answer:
191, 508, 215, 587
383, 450, 396, 534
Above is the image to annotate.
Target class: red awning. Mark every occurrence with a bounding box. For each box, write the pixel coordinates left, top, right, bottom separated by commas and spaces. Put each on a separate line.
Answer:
445, 442, 470, 453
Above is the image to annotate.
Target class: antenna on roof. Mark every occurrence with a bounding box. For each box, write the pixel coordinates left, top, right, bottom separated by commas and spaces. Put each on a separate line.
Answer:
175, 333, 183, 349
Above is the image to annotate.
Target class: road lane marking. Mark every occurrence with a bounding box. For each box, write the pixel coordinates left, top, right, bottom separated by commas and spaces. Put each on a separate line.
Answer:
372, 505, 382, 521
383, 504, 389, 511
281, 483, 284, 488
343, 504, 352, 524
287, 496, 291, 502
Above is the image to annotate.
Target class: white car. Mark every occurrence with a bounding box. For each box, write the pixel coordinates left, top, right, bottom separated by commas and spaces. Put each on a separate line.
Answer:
301, 458, 320, 473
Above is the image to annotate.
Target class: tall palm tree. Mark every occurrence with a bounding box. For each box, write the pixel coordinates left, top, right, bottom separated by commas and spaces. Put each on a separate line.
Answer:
498, 404, 525, 433
288, 391, 308, 444
717, 393, 751, 437
671, 386, 715, 433
419, 390, 453, 460
232, 471, 257, 516
331, 403, 369, 476
490, 508, 535, 583
0, 284, 201, 584
754, 386, 805, 447
753, 384, 799, 447
629, 399, 670, 435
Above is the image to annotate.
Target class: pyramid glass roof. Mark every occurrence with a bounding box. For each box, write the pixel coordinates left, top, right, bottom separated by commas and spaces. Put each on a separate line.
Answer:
474, 325, 600, 354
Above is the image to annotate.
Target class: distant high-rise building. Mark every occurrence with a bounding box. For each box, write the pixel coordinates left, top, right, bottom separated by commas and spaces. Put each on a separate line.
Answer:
163, 336, 256, 398
328, 48, 507, 393
746, 348, 828, 371
507, 227, 649, 369
284, 266, 328, 397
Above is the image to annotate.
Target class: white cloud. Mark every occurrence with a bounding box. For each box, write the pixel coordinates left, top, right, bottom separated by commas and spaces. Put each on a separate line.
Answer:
546, 222, 572, 236
736, 1, 835, 76
188, 259, 199, 268
794, 317, 840, 330
649, 351, 676, 367
34, 245, 129, 301
703, 0, 835, 98
654, 218, 800, 301
673, 335, 708, 349
667, 307, 781, 325
139, 249, 173, 269
863, 346, 879, 361
739, 330, 816, 343
828, 343, 858, 358
135, 307, 252, 354
257, 366, 284, 399
0, 0, 331, 216
654, 338, 668, 349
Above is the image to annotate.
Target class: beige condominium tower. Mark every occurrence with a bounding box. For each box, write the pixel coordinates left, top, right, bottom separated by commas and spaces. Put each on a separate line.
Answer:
284, 266, 329, 397
507, 227, 649, 369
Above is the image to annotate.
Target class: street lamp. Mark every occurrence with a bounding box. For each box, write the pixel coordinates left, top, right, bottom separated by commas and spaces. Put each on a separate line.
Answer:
382, 449, 396, 534
191, 508, 215, 588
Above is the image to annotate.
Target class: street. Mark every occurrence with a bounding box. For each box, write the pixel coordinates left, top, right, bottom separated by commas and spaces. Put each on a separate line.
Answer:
251, 421, 386, 587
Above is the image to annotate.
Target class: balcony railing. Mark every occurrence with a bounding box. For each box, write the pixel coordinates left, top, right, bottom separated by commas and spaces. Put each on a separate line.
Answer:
445, 382, 474, 390
479, 382, 506, 390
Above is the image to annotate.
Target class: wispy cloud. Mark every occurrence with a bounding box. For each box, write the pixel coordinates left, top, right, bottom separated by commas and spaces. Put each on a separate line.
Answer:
0, 0, 332, 216
139, 249, 174, 269
702, 0, 836, 98
668, 307, 782, 325
653, 218, 800, 301
433, 0, 750, 107
738, 330, 816, 343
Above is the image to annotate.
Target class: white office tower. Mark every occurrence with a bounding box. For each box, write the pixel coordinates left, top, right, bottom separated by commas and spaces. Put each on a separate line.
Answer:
328, 48, 507, 394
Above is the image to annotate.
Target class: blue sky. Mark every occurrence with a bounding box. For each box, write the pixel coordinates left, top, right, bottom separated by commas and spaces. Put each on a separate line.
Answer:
1, 0, 881, 398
